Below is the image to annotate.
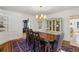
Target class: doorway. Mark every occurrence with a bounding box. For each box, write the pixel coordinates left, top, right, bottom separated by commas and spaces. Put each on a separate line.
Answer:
69, 16, 79, 46
23, 20, 29, 33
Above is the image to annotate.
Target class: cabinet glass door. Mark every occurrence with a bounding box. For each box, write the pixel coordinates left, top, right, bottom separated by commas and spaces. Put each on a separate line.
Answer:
56, 19, 60, 31
53, 20, 55, 31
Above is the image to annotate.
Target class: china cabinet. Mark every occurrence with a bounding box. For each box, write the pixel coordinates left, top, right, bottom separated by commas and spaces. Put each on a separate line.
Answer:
46, 18, 63, 33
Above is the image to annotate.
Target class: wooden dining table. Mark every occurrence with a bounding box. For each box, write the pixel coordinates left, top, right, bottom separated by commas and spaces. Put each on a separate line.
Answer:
38, 32, 56, 42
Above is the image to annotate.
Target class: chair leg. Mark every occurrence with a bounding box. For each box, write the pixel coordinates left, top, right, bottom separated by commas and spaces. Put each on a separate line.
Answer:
45, 44, 51, 52
48, 45, 51, 52
45, 45, 48, 52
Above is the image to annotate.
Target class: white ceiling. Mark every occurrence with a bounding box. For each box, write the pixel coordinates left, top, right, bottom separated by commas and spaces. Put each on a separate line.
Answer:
0, 6, 79, 15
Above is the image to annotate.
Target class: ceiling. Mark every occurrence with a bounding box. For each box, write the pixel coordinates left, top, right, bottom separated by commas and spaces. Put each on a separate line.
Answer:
0, 6, 79, 15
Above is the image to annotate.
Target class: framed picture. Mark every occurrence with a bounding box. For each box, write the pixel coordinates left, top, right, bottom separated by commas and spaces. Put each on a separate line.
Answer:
0, 15, 8, 32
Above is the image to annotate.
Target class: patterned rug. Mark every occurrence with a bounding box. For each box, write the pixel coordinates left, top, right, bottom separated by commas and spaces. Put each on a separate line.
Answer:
11, 39, 34, 52
11, 40, 21, 52
1, 38, 79, 52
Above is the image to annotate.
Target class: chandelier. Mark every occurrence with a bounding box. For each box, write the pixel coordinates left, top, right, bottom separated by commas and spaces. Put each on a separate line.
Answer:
35, 6, 47, 23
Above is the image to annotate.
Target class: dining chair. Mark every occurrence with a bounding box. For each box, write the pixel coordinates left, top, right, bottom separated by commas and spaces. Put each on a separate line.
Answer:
53, 34, 64, 52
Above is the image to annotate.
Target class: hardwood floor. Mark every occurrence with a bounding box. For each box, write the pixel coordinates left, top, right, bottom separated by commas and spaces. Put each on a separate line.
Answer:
0, 41, 12, 52
62, 40, 79, 52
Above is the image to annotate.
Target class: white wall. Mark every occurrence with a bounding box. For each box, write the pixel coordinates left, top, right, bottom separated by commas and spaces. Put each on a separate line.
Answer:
48, 8, 79, 46
0, 9, 34, 44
